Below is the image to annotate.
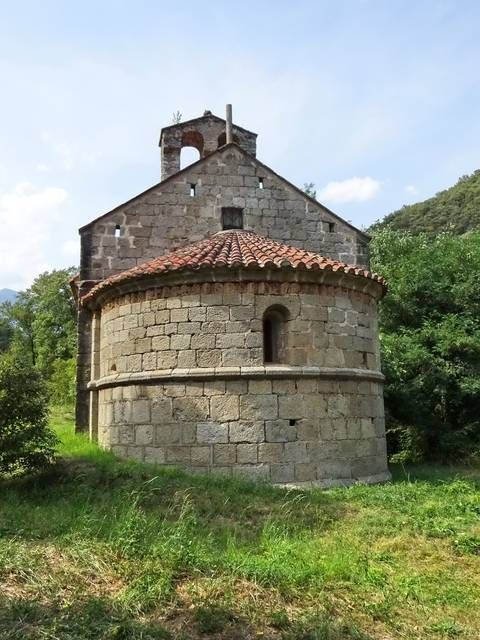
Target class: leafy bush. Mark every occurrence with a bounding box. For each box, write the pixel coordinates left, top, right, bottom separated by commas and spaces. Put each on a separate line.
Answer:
371, 229, 480, 462
48, 356, 76, 408
0, 357, 57, 475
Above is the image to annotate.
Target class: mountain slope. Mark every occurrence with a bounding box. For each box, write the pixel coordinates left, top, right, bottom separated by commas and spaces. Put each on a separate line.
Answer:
0, 288, 17, 304
371, 169, 480, 235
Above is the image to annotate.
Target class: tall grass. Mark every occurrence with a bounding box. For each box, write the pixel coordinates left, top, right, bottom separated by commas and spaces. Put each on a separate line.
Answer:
0, 413, 479, 639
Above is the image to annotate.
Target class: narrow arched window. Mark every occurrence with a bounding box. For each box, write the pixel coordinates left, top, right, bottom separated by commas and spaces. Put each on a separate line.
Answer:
263, 305, 289, 364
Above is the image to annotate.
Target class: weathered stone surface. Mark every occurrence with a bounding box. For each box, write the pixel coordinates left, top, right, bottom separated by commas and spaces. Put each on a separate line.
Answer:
240, 394, 278, 420
210, 395, 239, 422
265, 419, 296, 443
229, 421, 264, 443
135, 425, 154, 445
197, 421, 228, 444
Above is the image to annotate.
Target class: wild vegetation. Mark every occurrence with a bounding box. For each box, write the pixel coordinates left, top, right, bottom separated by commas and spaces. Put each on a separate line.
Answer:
370, 170, 480, 235
0, 357, 55, 475
0, 412, 479, 639
0, 268, 77, 407
370, 229, 480, 463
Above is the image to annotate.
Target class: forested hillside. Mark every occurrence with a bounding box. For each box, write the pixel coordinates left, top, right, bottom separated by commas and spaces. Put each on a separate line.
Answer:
371, 169, 480, 234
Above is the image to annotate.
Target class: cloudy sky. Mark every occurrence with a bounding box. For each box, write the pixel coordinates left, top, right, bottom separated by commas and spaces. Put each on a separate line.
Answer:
1, 0, 479, 290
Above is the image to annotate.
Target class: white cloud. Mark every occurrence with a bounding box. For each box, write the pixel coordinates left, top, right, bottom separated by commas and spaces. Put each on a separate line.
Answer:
0, 182, 68, 289
318, 177, 381, 204
405, 184, 418, 195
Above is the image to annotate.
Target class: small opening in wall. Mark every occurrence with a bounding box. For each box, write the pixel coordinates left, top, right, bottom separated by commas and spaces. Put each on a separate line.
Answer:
110, 363, 117, 371
328, 221, 335, 233
259, 177, 264, 189
221, 207, 244, 230
190, 183, 196, 197
289, 419, 296, 426
362, 351, 368, 367
114, 225, 121, 238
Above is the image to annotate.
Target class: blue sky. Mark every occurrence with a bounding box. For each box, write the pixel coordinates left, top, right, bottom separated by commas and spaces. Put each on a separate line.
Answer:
0, 0, 479, 289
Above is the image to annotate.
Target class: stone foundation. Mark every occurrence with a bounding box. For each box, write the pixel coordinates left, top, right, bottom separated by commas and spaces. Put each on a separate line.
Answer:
95, 371, 389, 487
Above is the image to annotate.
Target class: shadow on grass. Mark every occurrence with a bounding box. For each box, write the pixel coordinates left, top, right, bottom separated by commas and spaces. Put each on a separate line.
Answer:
0, 596, 172, 640
0, 454, 349, 547
390, 462, 480, 485
0, 595, 372, 640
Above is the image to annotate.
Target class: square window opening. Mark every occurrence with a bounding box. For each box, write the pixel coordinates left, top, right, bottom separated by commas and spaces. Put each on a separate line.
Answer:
114, 225, 121, 238
221, 207, 244, 230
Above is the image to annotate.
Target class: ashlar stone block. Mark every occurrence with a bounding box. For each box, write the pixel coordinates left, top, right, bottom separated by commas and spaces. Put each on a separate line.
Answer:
229, 421, 264, 443
210, 395, 239, 422
197, 421, 229, 444
132, 399, 150, 424
135, 425, 154, 445
265, 419, 296, 443
239, 394, 278, 420
237, 443, 258, 464
213, 443, 236, 463
173, 396, 209, 421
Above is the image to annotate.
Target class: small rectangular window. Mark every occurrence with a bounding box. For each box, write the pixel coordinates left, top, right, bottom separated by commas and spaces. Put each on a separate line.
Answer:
362, 351, 368, 367
114, 225, 121, 238
328, 221, 335, 233
259, 177, 264, 189
190, 183, 196, 197
221, 207, 244, 230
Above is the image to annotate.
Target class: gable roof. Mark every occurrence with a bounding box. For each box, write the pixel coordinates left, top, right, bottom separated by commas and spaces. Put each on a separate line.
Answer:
159, 112, 257, 145
79, 143, 369, 239
81, 229, 384, 305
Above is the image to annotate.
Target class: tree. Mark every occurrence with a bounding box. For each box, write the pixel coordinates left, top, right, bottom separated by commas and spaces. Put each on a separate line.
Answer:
4, 268, 77, 377
0, 356, 56, 476
370, 228, 480, 462
0, 307, 13, 353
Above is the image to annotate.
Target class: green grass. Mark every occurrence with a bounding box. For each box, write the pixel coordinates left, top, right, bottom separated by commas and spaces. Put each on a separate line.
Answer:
0, 409, 479, 639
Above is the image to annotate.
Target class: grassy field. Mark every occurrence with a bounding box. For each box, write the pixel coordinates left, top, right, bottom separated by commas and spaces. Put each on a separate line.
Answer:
0, 410, 479, 640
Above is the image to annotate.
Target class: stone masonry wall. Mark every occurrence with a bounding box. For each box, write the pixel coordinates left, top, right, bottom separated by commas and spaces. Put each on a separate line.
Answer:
98, 281, 381, 377
80, 146, 369, 285
90, 279, 389, 485
97, 376, 388, 485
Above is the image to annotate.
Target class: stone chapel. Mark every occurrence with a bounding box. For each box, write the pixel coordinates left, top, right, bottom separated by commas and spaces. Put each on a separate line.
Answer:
71, 106, 390, 487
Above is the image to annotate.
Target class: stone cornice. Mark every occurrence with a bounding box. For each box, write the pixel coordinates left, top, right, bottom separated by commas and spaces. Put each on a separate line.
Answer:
85, 266, 384, 310
88, 365, 384, 390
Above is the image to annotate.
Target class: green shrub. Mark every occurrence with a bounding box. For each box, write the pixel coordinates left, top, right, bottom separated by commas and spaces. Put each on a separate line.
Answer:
371, 229, 480, 462
48, 356, 76, 408
0, 357, 57, 476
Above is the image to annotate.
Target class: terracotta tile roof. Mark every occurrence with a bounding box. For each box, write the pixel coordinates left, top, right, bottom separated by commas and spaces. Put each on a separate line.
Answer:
82, 230, 385, 304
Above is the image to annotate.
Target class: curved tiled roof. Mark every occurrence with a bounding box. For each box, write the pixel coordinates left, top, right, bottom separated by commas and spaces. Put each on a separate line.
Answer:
82, 230, 385, 304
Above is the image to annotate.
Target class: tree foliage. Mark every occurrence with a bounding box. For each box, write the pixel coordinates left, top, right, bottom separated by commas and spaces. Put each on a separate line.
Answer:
370, 170, 480, 235
0, 355, 56, 475
1, 268, 77, 406
371, 228, 480, 462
